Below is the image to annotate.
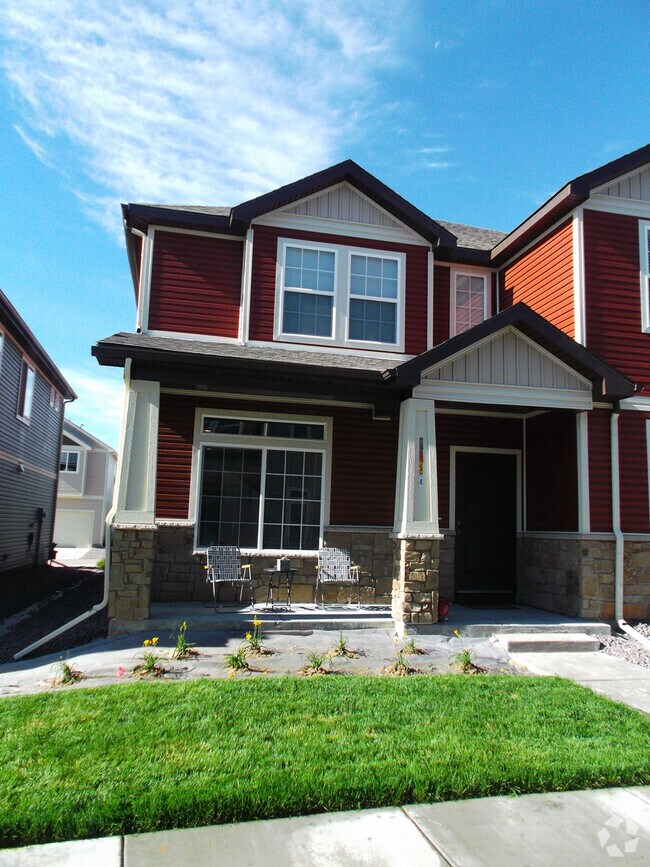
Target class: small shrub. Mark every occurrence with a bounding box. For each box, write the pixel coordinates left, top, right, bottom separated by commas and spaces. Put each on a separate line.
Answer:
133, 638, 166, 678
50, 660, 83, 687
301, 651, 332, 675
402, 637, 427, 656
383, 649, 419, 676
225, 646, 250, 675
452, 630, 486, 674
170, 621, 198, 660
244, 616, 272, 657
328, 632, 356, 659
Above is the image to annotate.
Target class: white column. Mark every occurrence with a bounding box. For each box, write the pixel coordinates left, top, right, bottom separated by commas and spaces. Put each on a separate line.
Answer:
113, 374, 160, 524
392, 397, 439, 537
576, 411, 590, 533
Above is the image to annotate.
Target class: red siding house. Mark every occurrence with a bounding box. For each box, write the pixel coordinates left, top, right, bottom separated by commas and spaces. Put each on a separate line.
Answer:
94, 146, 650, 631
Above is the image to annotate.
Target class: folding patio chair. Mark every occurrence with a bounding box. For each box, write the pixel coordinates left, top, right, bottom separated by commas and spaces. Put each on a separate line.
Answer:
204, 545, 255, 610
315, 547, 361, 608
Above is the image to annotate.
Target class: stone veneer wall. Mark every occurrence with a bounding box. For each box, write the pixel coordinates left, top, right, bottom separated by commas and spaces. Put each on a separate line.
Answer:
149, 524, 394, 606
518, 535, 650, 621
108, 527, 155, 621
438, 533, 455, 601
391, 538, 440, 633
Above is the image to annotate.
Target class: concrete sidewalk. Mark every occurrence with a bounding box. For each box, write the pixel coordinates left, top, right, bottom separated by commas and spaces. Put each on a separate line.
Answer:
509, 651, 650, 714
2, 787, 649, 865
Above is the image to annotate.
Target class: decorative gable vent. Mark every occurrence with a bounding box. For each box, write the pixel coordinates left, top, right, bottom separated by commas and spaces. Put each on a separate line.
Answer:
283, 184, 401, 228
593, 166, 650, 202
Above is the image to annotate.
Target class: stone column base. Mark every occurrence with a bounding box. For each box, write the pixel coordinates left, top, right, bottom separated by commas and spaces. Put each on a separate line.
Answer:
391, 536, 441, 636
108, 526, 155, 625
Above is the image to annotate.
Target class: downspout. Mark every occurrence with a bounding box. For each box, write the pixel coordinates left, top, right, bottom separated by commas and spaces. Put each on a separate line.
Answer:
12, 364, 132, 661
610, 408, 650, 653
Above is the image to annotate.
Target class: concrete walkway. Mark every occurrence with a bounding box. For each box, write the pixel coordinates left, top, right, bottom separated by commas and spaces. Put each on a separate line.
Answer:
2, 787, 649, 865
509, 651, 650, 714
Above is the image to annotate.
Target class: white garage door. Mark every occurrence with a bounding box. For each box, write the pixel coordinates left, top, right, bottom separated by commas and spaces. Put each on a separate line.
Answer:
54, 510, 94, 548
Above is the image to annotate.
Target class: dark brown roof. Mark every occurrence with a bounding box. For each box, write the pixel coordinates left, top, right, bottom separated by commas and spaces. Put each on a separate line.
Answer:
434, 220, 507, 250
0, 289, 76, 399
491, 143, 650, 264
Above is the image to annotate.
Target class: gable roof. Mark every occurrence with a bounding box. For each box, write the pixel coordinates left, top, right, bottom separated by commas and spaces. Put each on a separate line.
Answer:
386, 302, 635, 401
0, 289, 76, 399
63, 418, 116, 454
491, 143, 650, 264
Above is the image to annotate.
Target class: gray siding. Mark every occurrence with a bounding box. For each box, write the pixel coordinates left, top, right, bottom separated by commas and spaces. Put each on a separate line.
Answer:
58, 452, 84, 496
85, 450, 107, 498
0, 335, 63, 574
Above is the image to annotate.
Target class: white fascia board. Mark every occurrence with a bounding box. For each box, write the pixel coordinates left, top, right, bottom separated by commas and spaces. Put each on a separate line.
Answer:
572, 206, 586, 345
620, 396, 650, 412
414, 380, 593, 410
591, 163, 650, 194
148, 225, 244, 242
585, 196, 650, 217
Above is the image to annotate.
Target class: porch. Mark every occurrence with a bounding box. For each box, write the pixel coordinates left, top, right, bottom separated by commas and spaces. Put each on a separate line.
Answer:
109, 600, 611, 638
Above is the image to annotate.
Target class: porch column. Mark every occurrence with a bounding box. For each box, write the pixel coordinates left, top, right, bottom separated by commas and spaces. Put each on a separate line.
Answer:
108, 369, 159, 626
391, 398, 442, 635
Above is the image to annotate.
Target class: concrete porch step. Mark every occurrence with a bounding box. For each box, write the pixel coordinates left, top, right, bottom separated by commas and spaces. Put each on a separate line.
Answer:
496, 632, 603, 653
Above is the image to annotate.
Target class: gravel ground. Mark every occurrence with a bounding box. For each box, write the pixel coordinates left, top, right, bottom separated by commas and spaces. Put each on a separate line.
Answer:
599, 623, 650, 670
0, 568, 108, 664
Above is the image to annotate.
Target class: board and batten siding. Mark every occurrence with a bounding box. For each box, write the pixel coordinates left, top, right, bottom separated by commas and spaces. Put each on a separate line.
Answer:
248, 225, 429, 355
583, 209, 650, 387
435, 413, 523, 529
156, 393, 398, 529
525, 411, 578, 531
148, 230, 243, 338
500, 219, 575, 337
0, 335, 63, 575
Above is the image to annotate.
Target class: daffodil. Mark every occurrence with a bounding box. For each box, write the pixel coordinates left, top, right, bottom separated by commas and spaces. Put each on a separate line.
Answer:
453, 629, 461, 638
245, 632, 252, 640
143, 639, 151, 647
253, 619, 262, 627
152, 637, 159, 645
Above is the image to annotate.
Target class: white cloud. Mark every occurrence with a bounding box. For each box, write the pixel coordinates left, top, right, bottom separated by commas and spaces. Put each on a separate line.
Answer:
425, 161, 454, 169
61, 367, 124, 450
1, 0, 399, 233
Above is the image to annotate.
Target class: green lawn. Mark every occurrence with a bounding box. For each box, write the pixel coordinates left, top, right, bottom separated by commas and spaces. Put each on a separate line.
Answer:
1, 676, 649, 847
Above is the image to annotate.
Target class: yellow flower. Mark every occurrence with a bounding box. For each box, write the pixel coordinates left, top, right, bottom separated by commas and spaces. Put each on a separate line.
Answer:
228, 670, 235, 678
453, 629, 460, 638
143, 639, 151, 647
253, 619, 262, 627
152, 637, 159, 645
245, 632, 252, 640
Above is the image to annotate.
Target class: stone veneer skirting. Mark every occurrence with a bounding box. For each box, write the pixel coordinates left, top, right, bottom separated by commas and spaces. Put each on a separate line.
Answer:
109, 523, 650, 625
148, 525, 396, 608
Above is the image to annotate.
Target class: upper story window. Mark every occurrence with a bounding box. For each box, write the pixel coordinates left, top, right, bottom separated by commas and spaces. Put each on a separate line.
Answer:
60, 450, 79, 472
640, 221, 650, 332
276, 239, 405, 351
50, 386, 61, 411
451, 270, 490, 337
17, 359, 35, 422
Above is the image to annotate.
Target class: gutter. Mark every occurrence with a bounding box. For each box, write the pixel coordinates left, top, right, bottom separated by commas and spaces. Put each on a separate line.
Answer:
610, 409, 650, 653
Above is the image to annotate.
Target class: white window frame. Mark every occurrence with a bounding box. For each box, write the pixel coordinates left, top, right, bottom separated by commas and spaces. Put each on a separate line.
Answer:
17, 358, 35, 423
274, 237, 405, 351
639, 220, 650, 332
50, 385, 61, 411
450, 268, 491, 337
60, 449, 81, 473
190, 407, 332, 555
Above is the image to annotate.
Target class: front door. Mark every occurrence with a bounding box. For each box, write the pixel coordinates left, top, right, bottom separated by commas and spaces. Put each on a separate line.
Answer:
454, 452, 517, 605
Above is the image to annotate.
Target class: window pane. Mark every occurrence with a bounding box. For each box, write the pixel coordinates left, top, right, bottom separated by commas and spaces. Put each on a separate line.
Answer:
262, 449, 322, 551
286, 246, 302, 267
283, 246, 334, 294
455, 273, 486, 335
68, 452, 78, 472
198, 447, 261, 547
283, 291, 333, 336
349, 298, 396, 344
348, 255, 399, 302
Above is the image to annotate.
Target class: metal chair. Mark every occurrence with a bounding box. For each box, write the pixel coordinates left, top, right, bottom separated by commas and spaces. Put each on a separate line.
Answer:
316, 547, 361, 608
204, 546, 254, 611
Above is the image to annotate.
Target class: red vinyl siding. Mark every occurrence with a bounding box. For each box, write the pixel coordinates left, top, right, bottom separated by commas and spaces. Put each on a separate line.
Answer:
584, 209, 650, 388
148, 230, 243, 338
620, 411, 650, 533
500, 219, 574, 336
156, 393, 398, 527
432, 265, 450, 346
525, 411, 578, 531
249, 225, 429, 355
588, 409, 612, 532
435, 413, 522, 528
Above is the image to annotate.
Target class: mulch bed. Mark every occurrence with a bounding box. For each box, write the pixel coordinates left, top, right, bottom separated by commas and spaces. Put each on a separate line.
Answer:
0, 566, 108, 664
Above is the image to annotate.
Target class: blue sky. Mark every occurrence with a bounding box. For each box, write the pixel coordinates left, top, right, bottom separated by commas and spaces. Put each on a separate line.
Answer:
0, 0, 648, 449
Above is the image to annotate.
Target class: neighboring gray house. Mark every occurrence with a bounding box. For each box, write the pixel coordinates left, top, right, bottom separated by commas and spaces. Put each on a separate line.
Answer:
54, 420, 117, 548
0, 288, 76, 578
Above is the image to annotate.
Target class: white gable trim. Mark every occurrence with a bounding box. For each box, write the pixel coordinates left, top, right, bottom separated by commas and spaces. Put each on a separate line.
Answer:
591, 163, 650, 202
413, 326, 593, 410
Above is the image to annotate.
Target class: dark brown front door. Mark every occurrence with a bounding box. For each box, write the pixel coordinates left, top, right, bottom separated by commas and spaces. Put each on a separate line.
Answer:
454, 452, 517, 605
